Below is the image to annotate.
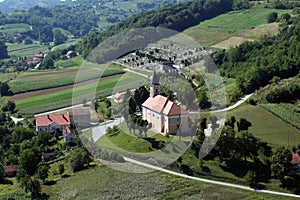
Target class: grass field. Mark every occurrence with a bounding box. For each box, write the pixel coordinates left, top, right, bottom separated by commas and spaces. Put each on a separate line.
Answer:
6, 43, 50, 58
227, 104, 300, 147
42, 163, 296, 200
0, 23, 31, 35
260, 103, 300, 130
184, 8, 292, 47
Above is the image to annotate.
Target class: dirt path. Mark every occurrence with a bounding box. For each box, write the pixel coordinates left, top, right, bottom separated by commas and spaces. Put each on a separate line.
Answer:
9, 74, 122, 101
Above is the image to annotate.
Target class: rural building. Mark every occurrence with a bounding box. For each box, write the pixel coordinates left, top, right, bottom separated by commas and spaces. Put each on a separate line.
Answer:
112, 92, 125, 103
68, 107, 91, 128
4, 165, 18, 177
289, 153, 300, 174
62, 126, 76, 143
66, 50, 77, 58
142, 72, 189, 135
36, 114, 71, 133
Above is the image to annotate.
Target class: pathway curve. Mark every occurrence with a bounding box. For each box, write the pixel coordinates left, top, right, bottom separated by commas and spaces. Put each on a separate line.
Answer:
211, 93, 254, 113
124, 157, 300, 199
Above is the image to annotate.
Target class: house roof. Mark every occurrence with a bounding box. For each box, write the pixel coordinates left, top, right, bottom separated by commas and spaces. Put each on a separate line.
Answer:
68, 107, 90, 116
36, 114, 71, 127
34, 54, 44, 58
62, 127, 73, 137
113, 92, 124, 100
142, 95, 186, 116
4, 165, 18, 173
66, 50, 76, 56
291, 153, 300, 164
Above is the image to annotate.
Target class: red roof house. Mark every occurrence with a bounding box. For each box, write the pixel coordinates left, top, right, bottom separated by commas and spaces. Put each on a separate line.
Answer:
291, 153, 300, 165
4, 165, 18, 177
36, 114, 71, 132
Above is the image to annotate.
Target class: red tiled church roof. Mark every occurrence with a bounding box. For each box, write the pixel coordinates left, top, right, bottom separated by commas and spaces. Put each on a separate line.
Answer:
142, 95, 186, 116
36, 114, 70, 127
291, 153, 300, 164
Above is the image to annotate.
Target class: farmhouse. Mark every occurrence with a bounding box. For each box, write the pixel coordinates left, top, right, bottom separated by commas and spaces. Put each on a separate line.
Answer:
291, 153, 300, 173
3, 165, 18, 177
142, 72, 189, 135
36, 114, 71, 133
112, 92, 125, 103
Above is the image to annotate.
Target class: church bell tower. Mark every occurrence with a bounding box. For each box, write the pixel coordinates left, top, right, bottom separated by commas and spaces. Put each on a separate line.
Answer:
150, 71, 160, 97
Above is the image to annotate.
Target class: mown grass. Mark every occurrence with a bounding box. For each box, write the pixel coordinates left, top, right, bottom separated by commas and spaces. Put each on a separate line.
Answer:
227, 104, 300, 147
43, 163, 297, 200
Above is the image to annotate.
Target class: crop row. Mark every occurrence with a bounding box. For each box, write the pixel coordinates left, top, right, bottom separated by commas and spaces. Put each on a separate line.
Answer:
260, 103, 300, 130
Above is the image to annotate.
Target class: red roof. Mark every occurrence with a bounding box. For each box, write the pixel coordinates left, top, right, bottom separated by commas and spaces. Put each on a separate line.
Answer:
69, 107, 90, 116
34, 54, 44, 58
4, 165, 18, 173
36, 114, 71, 127
291, 153, 300, 164
142, 95, 186, 116
62, 127, 73, 137
66, 51, 76, 56
113, 92, 124, 100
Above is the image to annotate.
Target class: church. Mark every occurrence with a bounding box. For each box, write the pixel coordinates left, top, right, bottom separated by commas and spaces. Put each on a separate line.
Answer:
142, 72, 189, 135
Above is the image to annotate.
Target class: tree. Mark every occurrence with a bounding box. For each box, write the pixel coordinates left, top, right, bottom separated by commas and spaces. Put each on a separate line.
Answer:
232, 0, 250, 10
53, 29, 67, 45
19, 148, 41, 176
35, 163, 49, 183
244, 170, 257, 188
197, 87, 211, 109
0, 82, 10, 96
39, 25, 53, 43
225, 116, 236, 129
267, 12, 278, 23
237, 118, 252, 132
40, 55, 54, 69
1, 100, 15, 113
58, 164, 65, 177
271, 146, 292, 181
128, 97, 136, 114
70, 147, 92, 172
0, 40, 9, 59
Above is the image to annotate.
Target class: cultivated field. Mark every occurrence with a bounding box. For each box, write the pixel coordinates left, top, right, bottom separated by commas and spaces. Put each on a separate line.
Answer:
184, 9, 292, 48
15, 72, 148, 114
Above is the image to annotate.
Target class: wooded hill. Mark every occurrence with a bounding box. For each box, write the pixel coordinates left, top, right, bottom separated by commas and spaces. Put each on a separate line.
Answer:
77, 0, 235, 57
213, 15, 300, 100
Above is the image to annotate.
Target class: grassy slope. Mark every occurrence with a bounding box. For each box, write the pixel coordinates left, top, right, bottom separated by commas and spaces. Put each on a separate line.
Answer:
184, 8, 292, 47
44, 164, 296, 200
227, 104, 300, 147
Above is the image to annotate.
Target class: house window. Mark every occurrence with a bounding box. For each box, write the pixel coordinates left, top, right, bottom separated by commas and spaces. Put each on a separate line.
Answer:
153, 114, 155, 117
157, 117, 159, 119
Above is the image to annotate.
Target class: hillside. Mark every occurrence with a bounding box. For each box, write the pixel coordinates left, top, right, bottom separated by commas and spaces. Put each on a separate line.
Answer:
0, 0, 73, 13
